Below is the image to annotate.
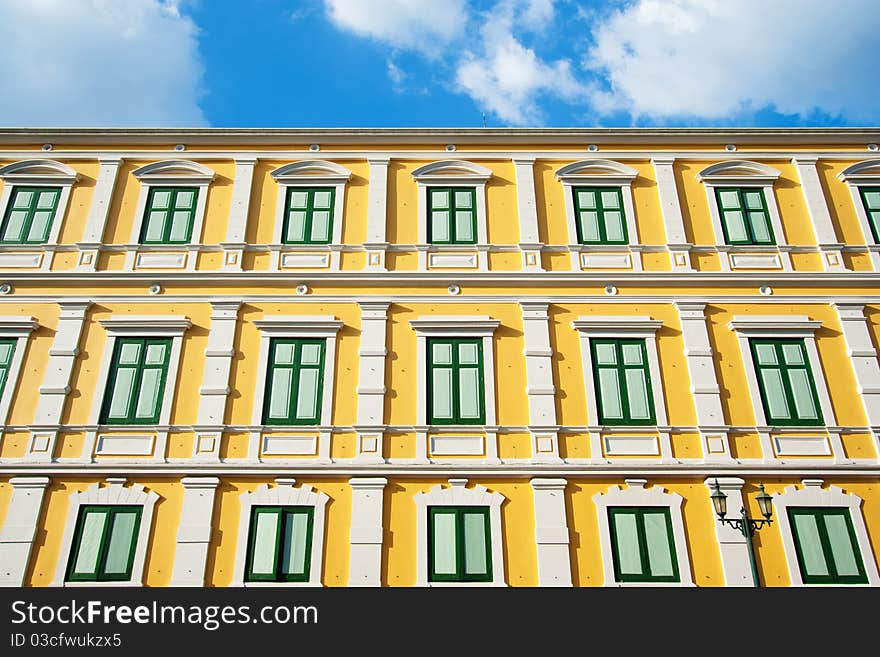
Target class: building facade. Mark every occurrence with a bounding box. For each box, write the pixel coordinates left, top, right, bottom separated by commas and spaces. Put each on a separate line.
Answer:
0, 128, 878, 587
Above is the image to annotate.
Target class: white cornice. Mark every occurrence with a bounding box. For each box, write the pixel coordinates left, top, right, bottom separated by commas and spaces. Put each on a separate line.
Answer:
727, 315, 823, 333
99, 315, 191, 335
409, 315, 500, 336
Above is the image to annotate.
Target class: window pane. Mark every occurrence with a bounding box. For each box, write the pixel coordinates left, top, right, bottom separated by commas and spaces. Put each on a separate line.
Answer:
280, 511, 309, 576
27, 210, 53, 241
0, 343, 12, 364
454, 190, 473, 208
3, 211, 27, 241
864, 191, 880, 209
295, 368, 319, 420
824, 514, 861, 577
601, 190, 620, 208
72, 511, 107, 576
749, 212, 772, 243
743, 190, 764, 210
455, 211, 473, 241
250, 512, 278, 575
724, 211, 748, 241
134, 368, 161, 419
313, 190, 332, 209
12, 190, 33, 208
458, 368, 480, 419
621, 343, 643, 365
463, 512, 488, 575
612, 512, 642, 576
598, 369, 623, 419
144, 212, 166, 242
432, 512, 457, 575
431, 190, 449, 209
604, 211, 625, 242
432, 342, 452, 365
458, 342, 478, 365
793, 513, 829, 577
625, 369, 651, 420
103, 511, 138, 574
268, 369, 292, 419
289, 191, 308, 209
150, 190, 171, 209
0, 370, 7, 394
595, 343, 617, 365
107, 368, 136, 418
144, 344, 166, 365
119, 342, 141, 365
760, 369, 791, 419
787, 369, 819, 420
175, 190, 195, 208
431, 368, 453, 419
781, 343, 804, 365
577, 190, 596, 208
310, 211, 330, 241
754, 343, 777, 365
643, 511, 675, 577
286, 211, 306, 241
37, 190, 58, 209
274, 343, 295, 365
718, 190, 740, 209
579, 211, 600, 241
169, 211, 191, 241
869, 212, 880, 238
300, 343, 321, 365
431, 211, 449, 241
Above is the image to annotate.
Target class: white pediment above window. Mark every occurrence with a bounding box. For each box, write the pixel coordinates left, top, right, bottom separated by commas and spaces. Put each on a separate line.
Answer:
555, 159, 638, 185
411, 160, 492, 184
131, 159, 216, 184
0, 159, 79, 184
838, 159, 880, 184
696, 160, 781, 186
271, 160, 353, 184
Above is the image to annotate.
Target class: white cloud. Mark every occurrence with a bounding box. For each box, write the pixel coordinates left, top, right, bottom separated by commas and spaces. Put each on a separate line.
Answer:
324, 0, 469, 54
0, 0, 207, 126
586, 0, 880, 122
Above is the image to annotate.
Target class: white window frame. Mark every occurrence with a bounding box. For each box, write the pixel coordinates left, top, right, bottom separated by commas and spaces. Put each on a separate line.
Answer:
231, 479, 329, 587
570, 316, 668, 427
0, 159, 79, 270
773, 479, 880, 586
411, 160, 492, 271
555, 159, 641, 271
697, 160, 790, 271
838, 159, 880, 269
408, 316, 500, 427
592, 479, 694, 587
51, 479, 159, 587
0, 316, 38, 425
269, 160, 352, 271
127, 160, 216, 271
727, 315, 835, 428
413, 479, 506, 587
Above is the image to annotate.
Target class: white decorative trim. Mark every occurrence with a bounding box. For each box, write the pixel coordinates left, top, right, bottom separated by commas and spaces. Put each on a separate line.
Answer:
703, 477, 754, 586
0, 476, 51, 586
792, 157, 845, 271
413, 479, 506, 586
530, 478, 572, 586
592, 479, 694, 586
364, 157, 389, 271
0, 160, 80, 270
838, 159, 880, 269
603, 434, 659, 456
697, 160, 782, 185
94, 434, 155, 456
169, 476, 220, 586
269, 160, 352, 272
261, 434, 317, 456
409, 316, 500, 434
77, 157, 122, 268
51, 478, 160, 587
772, 434, 830, 456
512, 158, 543, 271
348, 477, 387, 586
231, 479, 329, 587
834, 304, 880, 454
355, 301, 390, 461
651, 157, 692, 269
773, 479, 880, 586
220, 158, 256, 271
520, 302, 560, 461
429, 434, 484, 456
0, 316, 38, 427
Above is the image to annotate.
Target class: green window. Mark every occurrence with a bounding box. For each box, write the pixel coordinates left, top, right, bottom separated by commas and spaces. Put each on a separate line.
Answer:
245, 506, 314, 583
263, 338, 325, 425
428, 338, 484, 425
100, 338, 172, 424
0, 339, 16, 400
66, 505, 142, 582
788, 508, 867, 584
591, 339, 655, 425
0, 186, 60, 244
715, 187, 775, 245
858, 187, 880, 243
573, 187, 627, 244
140, 187, 198, 244
428, 187, 477, 244
750, 339, 823, 426
282, 187, 335, 244
608, 507, 679, 583
428, 507, 492, 583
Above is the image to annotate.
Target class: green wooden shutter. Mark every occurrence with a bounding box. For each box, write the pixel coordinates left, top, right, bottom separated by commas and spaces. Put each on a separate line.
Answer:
788, 508, 868, 584
246, 506, 314, 582
715, 187, 775, 245
101, 338, 172, 424
282, 187, 336, 245
859, 187, 880, 243
140, 187, 198, 244
609, 507, 679, 583
66, 506, 142, 582
0, 187, 60, 244
263, 339, 326, 425
0, 339, 16, 400
428, 338, 485, 424
750, 339, 823, 426
428, 187, 476, 244
573, 187, 628, 244
428, 507, 492, 583
592, 339, 655, 425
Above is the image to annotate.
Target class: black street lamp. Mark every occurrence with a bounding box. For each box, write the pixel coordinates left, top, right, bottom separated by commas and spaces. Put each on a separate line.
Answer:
711, 480, 774, 587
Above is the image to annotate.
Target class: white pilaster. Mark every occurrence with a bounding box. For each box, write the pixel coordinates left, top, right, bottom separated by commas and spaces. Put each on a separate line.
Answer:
0, 476, 51, 586
835, 303, 880, 459
355, 301, 390, 462
364, 157, 390, 271
194, 301, 241, 460
793, 157, 846, 271
169, 476, 220, 586
674, 302, 733, 462
221, 158, 257, 271
530, 478, 571, 586
520, 301, 560, 461
27, 301, 91, 461
651, 157, 693, 271
76, 157, 121, 271
704, 477, 754, 587
348, 477, 387, 586
513, 157, 544, 271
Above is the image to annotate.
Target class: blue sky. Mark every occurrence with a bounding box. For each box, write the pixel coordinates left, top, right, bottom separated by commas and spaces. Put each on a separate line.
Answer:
0, 0, 878, 128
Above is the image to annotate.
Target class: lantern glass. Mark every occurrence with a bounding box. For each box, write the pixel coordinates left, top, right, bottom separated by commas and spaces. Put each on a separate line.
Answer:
756, 483, 773, 520
710, 480, 727, 518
